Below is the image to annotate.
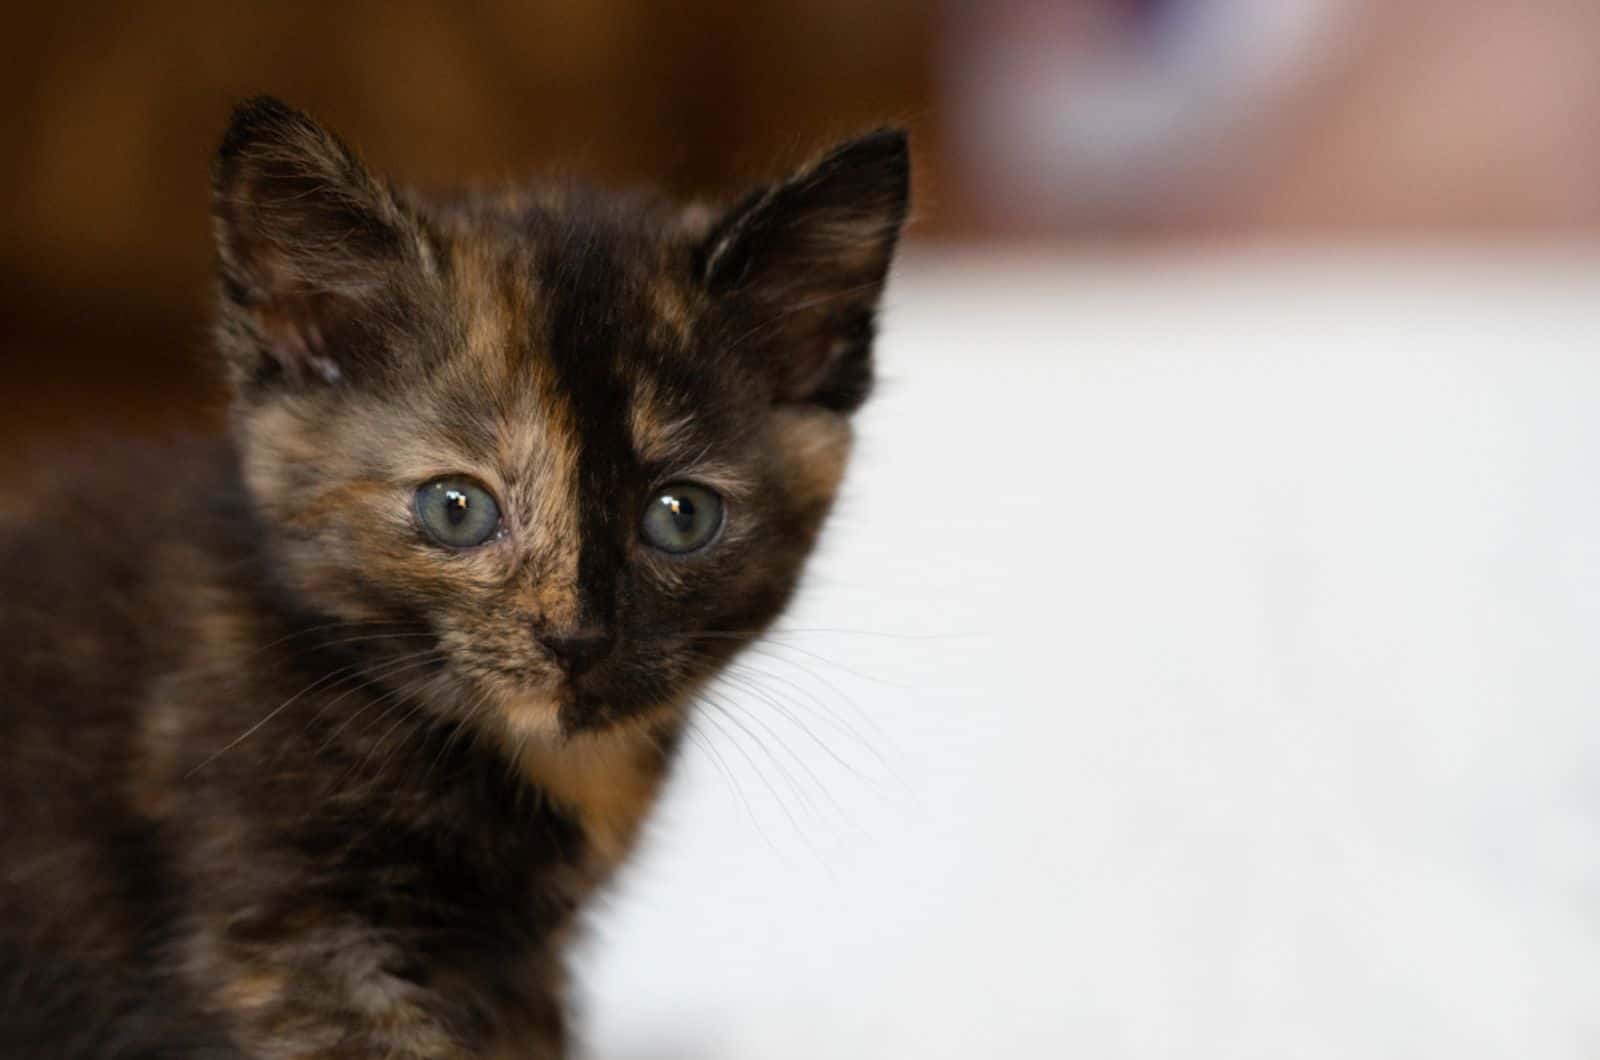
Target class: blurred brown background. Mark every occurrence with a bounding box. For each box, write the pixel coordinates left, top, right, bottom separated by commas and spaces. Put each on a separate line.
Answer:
5, 0, 1600, 457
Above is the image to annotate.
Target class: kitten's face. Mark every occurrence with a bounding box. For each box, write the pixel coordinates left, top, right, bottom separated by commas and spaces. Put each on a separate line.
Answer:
212, 99, 906, 739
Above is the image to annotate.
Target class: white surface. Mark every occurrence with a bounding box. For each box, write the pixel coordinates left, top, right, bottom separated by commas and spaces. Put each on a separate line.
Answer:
573, 251, 1600, 1059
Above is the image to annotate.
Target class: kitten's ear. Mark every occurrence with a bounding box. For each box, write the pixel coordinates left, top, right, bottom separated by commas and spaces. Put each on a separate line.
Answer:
699, 129, 910, 411
212, 97, 426, 390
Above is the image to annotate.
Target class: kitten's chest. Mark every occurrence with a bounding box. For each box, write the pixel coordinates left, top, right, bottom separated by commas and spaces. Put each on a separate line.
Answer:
370, 753, 658, 1054
328, 713, 673, 937
513, 725, 677, 870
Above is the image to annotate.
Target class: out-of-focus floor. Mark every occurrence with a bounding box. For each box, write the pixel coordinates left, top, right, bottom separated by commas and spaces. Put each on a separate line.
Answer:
572, 250, 1600, 1058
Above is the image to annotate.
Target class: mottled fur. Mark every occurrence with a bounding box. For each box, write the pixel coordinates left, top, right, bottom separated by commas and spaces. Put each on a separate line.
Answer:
0, 98, 907, 1057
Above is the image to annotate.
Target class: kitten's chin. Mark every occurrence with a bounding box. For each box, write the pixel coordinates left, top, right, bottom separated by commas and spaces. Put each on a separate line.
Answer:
488, 687, 568, 744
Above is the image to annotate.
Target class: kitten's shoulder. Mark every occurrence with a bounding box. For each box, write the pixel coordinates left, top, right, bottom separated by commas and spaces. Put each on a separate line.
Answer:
0, 432, 255, 704
0, 432, 248, 560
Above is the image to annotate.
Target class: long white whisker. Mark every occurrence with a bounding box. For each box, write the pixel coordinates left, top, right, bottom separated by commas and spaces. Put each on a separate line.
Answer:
725, 654, 895, 767
317, 652, 450, 748
707, 685, 865, 836
694, 697, 809, 842
188, 646, 437, 776
682, 720, 776, 854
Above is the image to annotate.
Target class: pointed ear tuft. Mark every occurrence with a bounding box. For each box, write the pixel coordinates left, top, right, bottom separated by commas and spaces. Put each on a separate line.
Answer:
699, 129, 910, 411
212, 96, 423, 391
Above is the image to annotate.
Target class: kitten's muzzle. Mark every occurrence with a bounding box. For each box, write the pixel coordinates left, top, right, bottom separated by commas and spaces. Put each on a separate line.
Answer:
538, 629, 613, 678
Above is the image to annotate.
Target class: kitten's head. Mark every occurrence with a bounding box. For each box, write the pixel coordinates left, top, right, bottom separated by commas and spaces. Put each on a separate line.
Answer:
212, 97, 907, 741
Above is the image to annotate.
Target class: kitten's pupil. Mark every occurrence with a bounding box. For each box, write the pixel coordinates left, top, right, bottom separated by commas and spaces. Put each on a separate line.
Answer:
664, 494, 695, 533
445, 490, 469, 526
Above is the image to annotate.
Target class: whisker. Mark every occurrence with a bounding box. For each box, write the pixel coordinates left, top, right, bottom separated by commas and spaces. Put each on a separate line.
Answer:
320, 653, 449, 749
634, 626, 975, 642
423, 686, 496, 784
677, 631, 917, 691
165, 621, 434, 686
682, 721, 750, 815
682, 720, 780, 857
693, 697, 809, 841
334, 675, 449, 792
187, 647, 436, 776
677, 637, 900, 767
245, 620, 430, 662
370, 700, 435, 771
717, 665, 865, 769
703, 690, 825, 821
302, 648, 450, 734
765, 627, 978, 642
717, 665, 893, 801
727, 650, 895, 754
697, 690, 853, 876
705, 684, 865, 835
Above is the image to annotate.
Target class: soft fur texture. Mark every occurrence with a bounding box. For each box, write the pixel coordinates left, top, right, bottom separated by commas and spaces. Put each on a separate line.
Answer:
0, 97, 907, 1057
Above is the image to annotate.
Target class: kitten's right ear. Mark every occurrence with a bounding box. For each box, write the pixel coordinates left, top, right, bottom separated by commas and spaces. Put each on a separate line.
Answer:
696, 129, 910, 412
212, 97, 425, 391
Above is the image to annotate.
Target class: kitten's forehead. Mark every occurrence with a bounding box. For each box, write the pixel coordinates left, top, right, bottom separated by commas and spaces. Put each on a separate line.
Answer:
440, 212, 680, 369
431, 211, 723, 467
446, 233, 546, 393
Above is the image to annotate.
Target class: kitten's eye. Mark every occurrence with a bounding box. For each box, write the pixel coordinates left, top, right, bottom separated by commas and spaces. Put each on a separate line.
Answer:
415, 477, 502, 549
641, 483, 724, 554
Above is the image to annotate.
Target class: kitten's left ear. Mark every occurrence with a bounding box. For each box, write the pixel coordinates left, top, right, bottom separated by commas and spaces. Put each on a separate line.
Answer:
699, 129, 910, 411
212, 96, 429, 392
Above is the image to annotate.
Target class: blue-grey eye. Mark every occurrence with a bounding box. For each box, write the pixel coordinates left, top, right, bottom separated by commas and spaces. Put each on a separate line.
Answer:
641, 483, 723, 554
415, 477, 502, 549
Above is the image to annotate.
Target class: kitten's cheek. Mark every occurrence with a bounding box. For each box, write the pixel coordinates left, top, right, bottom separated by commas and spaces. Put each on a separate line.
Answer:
769, 407, 852, 508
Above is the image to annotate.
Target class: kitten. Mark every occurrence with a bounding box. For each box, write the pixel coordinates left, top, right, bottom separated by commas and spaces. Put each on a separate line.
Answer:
0, 97, 908, 1058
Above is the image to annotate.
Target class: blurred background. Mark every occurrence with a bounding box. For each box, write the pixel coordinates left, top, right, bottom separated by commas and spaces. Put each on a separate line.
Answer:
6, 0, 1600, 451
6, 2, 1600, 1057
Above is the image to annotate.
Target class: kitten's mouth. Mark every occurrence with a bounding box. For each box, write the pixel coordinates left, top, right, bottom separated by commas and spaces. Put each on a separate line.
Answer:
466, 656, 668, 739
489, 688, 628, 744
514, 684, 658, 738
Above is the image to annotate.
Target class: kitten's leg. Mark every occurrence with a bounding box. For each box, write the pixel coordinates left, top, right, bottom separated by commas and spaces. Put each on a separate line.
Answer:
0, 937, 241, 1059
197, 917, 565, 1060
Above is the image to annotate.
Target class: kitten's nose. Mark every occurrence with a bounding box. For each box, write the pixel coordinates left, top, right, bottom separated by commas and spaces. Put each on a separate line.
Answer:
538, 630, 612, 678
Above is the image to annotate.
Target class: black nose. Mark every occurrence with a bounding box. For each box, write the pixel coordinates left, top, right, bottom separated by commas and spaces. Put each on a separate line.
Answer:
539, 630, 612, 678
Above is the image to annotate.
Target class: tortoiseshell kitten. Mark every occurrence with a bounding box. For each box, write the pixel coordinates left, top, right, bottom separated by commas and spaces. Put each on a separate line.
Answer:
0, 97, 908, 1058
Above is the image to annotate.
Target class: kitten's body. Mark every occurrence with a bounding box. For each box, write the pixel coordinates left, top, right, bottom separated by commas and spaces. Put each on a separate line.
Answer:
0, 99, 906, 1057
4, 441, 600, 1057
